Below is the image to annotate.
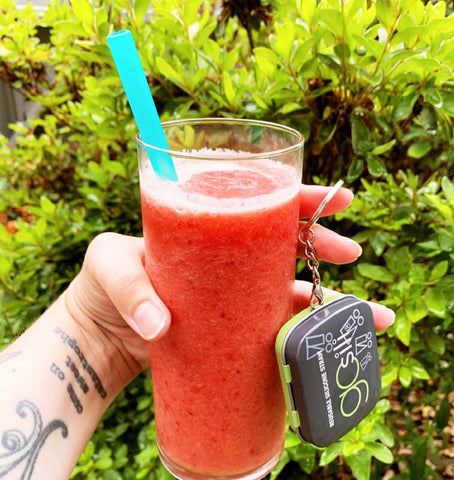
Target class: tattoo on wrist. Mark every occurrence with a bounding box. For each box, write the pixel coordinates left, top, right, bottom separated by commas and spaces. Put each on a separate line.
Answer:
54, 327, 106, 398
51, 327, 107, 415
0, 400, 68, 479
0, 351, 22, 365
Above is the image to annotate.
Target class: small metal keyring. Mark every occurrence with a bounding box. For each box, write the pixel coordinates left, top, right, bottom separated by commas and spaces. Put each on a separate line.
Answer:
299, 180, 344, 240
298, 179, 345, 308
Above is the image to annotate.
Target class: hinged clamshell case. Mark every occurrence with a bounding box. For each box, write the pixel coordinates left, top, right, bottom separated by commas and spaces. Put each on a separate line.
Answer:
276, 295, 382, 447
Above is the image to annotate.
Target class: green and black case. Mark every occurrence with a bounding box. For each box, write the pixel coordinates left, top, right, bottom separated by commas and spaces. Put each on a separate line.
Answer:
275, 295, 381, 447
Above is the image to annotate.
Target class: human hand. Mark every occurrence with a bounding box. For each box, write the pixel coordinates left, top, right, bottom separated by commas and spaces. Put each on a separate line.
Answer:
64, 185, 393, 381
298, 185, 362, 264
65, 233, 171, 375
296, 185, 395, 329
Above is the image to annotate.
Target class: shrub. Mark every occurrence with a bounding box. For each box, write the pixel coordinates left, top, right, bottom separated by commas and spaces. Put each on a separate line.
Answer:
1, 0, 453, 479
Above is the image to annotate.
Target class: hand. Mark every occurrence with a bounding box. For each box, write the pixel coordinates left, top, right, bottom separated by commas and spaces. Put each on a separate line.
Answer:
65, 233, 171, 373
298, 185, 362, 264
296, 185, 395, 330
64, 185, 393, 376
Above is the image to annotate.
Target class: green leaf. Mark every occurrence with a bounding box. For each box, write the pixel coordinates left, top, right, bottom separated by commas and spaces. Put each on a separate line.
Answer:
441, 176, 454, 203
278, 102, 303, 115
269, 450, 289, 480
435, 398, 451, 429
105, 160, 126, 178
182, 0, 201, 26
372, 423, 395, 447
440, 90, 454, 116
319, 9, 346, 37
366, 155, 387, 177
392, 93, 418, 121
439, 231, 454, 251
137, 396, 151, 410
0, 255, 12, 276
222, 72, 235, 107
71, 0, 94, 29
384, 246, 411, 274
319, 442, 344, 466
346, 156, 364, 181
103, 470, 123, 480
369, 230, 388, 256
297, 0, 317, 24
410, 437, 428, 478
291, 443, 317, 474
424, 287, 446, 317
35, 217, 47, 238
407, 142, 431, 159
284, 430, 300, 449
408, 263, 426, 284
318, 120, 338, 147
202, 39, 220, 64
40, 196, 56, 215
343, 441, 365, 457
94, 456, 113, 470
430, 261, 449, 283
345, 450, 371, 480
425, 193, 453, 221
293, 41, 312, 72
351, 114, 372, 155
394, 309, 412, 346
419, 106, 437, 131
399, 365, 412, 387
352, 33, 382, 57
380, 363, 399, 386
423, 87, 443, 108
155, 57, 182, 83
407, 359, 430, 380
376, 0, 395, 30
404, 297, 427, 323
371, 139, 396, 155
439, 275, 454, 311
365, 442, 393, 463
274, 21, 295, 61
427, 331, 445, 355
317, 53, 342, 72
357, 263, 394, 283
254, 47, 280, 78
134, 0, 151, 26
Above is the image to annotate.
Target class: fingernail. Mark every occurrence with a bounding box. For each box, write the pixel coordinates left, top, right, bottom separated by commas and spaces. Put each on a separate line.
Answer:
374, 303, 396, 329
132, 301, 168, 340
347, 238, 362, 258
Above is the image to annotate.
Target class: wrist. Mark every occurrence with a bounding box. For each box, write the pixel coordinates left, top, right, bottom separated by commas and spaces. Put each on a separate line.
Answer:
63, 279, 143, 399
0, 292, 131, 479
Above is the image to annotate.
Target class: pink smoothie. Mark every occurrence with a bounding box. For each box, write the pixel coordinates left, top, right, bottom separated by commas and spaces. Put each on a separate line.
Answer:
140, 154, 300, 477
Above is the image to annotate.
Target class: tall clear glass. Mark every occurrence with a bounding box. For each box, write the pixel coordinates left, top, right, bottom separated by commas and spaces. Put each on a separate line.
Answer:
138, 118, 304, 480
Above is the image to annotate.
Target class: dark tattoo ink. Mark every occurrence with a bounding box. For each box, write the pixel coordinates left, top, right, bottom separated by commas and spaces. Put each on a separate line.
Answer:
50, 363, 65, 381
0, 400, 68, 479
54, 327, 107, 398
65, 356, 89, 394
0, 351, 22, 365
66, 383, 83, 414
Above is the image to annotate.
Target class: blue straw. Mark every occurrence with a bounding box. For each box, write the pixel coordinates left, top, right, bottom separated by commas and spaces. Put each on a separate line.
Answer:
107, 30, 178, 181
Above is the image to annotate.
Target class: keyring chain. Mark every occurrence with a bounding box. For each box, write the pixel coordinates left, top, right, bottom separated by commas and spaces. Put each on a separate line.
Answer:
298, 180, 344, 309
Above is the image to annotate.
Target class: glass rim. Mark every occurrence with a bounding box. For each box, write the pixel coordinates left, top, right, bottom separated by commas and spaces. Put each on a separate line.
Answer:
136, 117, 304, 161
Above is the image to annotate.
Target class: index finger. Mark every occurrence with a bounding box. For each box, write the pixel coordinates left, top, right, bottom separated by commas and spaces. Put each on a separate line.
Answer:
292, 280, 395, 331
299, 185, 354, 219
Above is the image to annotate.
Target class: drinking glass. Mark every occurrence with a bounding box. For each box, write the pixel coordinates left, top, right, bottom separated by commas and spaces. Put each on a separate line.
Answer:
138, 118, 304, 480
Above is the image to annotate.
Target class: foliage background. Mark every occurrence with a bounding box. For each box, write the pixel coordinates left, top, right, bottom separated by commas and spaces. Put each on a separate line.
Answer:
1, 0, 454, 478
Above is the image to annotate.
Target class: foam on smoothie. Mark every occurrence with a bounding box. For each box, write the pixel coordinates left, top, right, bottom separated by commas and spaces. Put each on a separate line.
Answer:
140, 148, 300, 214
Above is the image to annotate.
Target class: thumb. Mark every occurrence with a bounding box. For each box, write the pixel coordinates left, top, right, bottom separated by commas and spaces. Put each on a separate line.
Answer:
86, 233, 171, 341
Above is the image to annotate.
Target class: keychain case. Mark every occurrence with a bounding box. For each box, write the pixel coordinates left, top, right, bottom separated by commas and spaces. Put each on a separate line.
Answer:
275, 295, 381, 447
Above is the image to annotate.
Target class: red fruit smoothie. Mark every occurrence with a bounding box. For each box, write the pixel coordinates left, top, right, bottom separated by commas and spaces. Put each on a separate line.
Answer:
140, 154, 300, 478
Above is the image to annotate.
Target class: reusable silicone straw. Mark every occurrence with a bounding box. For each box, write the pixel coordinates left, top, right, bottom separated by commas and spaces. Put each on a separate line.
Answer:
107, 30, 178, 181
